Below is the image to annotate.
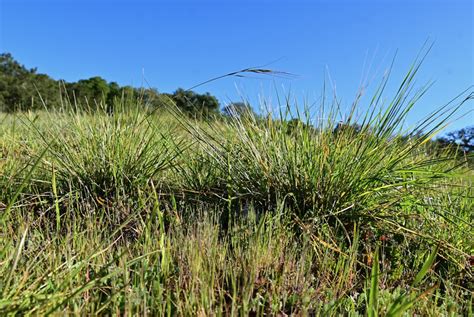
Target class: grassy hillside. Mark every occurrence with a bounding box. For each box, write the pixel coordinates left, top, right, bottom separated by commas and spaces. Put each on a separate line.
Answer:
0, 64, 473, 315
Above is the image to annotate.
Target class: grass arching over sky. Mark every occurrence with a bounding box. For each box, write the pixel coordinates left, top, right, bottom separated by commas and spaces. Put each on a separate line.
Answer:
1, 49, 473, 315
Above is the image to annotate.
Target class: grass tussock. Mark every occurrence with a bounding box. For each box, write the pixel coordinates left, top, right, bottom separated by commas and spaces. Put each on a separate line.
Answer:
0, 54, 473, 315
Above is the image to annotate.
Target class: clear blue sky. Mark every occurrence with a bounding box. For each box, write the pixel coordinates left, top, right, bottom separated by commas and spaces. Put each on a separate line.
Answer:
1, 0, 472, 131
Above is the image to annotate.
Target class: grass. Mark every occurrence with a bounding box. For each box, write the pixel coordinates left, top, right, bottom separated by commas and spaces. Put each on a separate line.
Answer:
0, 56, 473, 315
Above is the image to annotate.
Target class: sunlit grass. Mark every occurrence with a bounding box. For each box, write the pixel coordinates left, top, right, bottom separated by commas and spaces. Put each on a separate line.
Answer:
0, 56, 473, 315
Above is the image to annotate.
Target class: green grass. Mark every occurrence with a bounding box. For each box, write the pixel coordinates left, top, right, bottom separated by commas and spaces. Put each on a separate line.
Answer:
0, 57, 473, 315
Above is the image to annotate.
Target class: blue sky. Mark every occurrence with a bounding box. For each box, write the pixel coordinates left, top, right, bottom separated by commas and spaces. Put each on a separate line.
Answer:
1, 0, 472, 131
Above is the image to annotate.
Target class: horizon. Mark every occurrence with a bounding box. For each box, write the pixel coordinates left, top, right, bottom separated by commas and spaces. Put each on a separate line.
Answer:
1, 0, 473, 132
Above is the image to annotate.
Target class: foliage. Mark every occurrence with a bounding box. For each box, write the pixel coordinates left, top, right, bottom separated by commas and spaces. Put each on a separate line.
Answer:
0, 53, 61, 111
165, 88, 220, 117
0, 52, 472, 315
176, 54, 471, 225
29, 108, 182, 200
438, 126, 474, 153
66, 77, 110, 106
0, 53, 222, 116
222, 101, 255, 118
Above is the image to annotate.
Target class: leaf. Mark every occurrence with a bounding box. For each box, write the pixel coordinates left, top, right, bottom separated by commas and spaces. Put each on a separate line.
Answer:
413, 244, 439, 286
368, 246, 379, 317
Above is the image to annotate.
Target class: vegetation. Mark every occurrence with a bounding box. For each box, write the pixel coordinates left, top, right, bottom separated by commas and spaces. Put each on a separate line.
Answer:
0, 52, 473, 315
438, 126, 474, 153
222, 102, 255, 118
0, 53, 218, 115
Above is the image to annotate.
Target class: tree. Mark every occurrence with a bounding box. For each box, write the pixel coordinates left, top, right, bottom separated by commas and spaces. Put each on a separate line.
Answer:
106, 82, 121, 104
222, 102, 255, 118
139, 88, 168, 109
0, 53, 36, 111
170, 88, 219, 117
438, 126, 474, 153
0, 53, 60, 111
0, 53, 223, 116
333, 121, 363, 135
70, 76, 110, 108
286, 118, 318, 136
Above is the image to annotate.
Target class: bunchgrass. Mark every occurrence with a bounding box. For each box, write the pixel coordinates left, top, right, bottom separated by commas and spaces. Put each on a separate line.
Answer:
0, 53, 473, 315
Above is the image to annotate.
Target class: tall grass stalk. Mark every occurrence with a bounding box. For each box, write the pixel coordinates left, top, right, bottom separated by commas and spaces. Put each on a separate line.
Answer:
0, 50, 472, 315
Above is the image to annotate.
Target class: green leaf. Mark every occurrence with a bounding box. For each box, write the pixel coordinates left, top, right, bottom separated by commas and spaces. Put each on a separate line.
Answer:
368, 246, 379, 317
413, 244, 439, 286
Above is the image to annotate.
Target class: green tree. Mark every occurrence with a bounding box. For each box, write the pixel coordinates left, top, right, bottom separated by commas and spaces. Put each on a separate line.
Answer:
170, 88, 219, 117
222, 102, 255, 118
0, 53, 221, 116
0, 53, 60, 111
333, 121, 363, 135
70, 76, 110, 108
438, 126, 474, 153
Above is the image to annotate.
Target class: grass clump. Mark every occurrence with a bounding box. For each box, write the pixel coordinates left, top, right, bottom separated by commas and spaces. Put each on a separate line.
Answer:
0, 52, 473, 315
28, 106, 184, 202
176, 55, 469, 230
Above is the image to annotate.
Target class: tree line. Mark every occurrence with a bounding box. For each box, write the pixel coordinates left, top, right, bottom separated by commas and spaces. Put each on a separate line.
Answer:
0, 52, 227, 116
0, 52, 472, 154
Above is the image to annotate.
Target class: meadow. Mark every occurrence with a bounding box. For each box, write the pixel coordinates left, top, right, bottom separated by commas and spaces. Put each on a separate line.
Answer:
0, 59, 473, 315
